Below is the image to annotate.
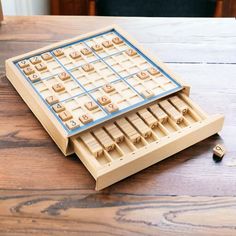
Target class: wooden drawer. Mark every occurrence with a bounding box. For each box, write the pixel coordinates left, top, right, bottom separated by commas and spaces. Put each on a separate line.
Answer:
72, 92, 224, 190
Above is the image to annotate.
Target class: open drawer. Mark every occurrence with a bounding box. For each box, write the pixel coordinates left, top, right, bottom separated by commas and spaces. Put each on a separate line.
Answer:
71, 92, 224, 190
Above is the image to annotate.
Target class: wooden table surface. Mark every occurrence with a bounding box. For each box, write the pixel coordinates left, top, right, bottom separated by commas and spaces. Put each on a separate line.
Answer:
0, 16, 236, 236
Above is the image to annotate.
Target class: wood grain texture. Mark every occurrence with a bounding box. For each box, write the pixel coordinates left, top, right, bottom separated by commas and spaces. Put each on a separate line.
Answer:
50, 0, 89, 15
223, 0, 236, 16
1, 190, 236, 236
0, 16, 236, 235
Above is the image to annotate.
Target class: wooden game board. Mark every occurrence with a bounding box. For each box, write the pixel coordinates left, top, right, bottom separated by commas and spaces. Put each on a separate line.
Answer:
6, 25, 224, 190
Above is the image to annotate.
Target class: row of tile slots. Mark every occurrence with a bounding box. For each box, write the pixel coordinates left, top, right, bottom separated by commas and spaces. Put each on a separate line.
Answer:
76, 94, 205, 166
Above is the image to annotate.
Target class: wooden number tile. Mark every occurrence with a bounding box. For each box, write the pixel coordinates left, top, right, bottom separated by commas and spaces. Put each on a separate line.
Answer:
23, 67, 35, 76
169, 96, 189, 114
116, 118, 141, 143
69, 51, 81, 59
66, 119, 80, 130
148, 67, 161, 76
137, 71, 149, 80
97, 95, 111, 106
159, 100, 183, 124
128, 113, 152, 138
92, 44, 103, 52
112, 37, 123, 45
28, 74, 40, 83
35, 63, 47, 71
53, 48, 64, 57
58, 72, 70, 81
85, 101, 98, 111
213, 144, 226, 159
18, 60, 29, 68
41, 52, 53, 61
102, 84, 115, 93
93, 128, 115, 151
82, 64, 94, 72
125, 48, 137, 57
79, 114, 93, 124
30, 56, 42, 65
80, 132, 103, 157
52, 103, 65, 113
81, 48, 92, 55
52, 83, 65, 92
141, 89, 154, 99
104, 123, 124, 143
46, 95, 59, 105
138, 108, 158, 128
59, 110, 73, 122
149, 104, 168, 124
102, 40, 113, 48
105, 103, 119, 113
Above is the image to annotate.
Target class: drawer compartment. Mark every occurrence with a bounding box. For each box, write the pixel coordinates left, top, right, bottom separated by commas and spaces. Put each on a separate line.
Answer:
72, 93, 224, 190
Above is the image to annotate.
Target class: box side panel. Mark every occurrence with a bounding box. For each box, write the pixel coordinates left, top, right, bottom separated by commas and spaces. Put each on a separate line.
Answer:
6, 60, 70, 155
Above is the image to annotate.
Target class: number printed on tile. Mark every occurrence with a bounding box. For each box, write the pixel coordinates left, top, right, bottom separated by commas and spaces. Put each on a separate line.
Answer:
23, 67, 35, 76
102, 40, 113, 48
66, 119, 80, 130
79, 114, 93, 124
46, 95, 59, 105
30, 56, 42, 65
92, 44, 103, 52
28, 73, 40, 83
82, 64, 94, 72
35, 63, 47, 71
97, 95, 111, 106
102, 84, 115, 93
84, 101, 98, 111
59, 110, 73, 121
105, 103, 119, 113
52, 103, 65, 113
58, 72, 70, 81
52, 83, 65, 92
69, 51, 81, 59
81, 48, 92, 55
18, 60, 29, 68
41, 53, 53, 61
125, 48, 137, 56
137, 71, 149, 80
112, 37, 123, 45
53, 48, 64, 57
148, 67, 160, 76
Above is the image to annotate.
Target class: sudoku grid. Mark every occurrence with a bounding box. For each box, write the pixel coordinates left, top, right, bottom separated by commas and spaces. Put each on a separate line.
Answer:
14, 29, 182, 136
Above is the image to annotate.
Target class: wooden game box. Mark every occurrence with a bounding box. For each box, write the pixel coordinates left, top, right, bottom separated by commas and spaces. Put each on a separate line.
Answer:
6, 25, 224, 190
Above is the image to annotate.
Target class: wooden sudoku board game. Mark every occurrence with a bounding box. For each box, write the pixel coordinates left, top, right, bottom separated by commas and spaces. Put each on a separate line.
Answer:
6, 25, 224, 190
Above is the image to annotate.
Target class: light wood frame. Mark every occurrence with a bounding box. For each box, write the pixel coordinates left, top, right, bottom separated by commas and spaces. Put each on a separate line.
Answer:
5, 25, 224, 190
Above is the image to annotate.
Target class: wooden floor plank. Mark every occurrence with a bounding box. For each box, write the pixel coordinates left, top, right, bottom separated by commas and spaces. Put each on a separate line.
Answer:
0, 190, 236, 236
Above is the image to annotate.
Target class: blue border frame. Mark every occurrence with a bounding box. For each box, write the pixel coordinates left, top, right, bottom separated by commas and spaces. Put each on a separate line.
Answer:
14, 28, 183, 137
